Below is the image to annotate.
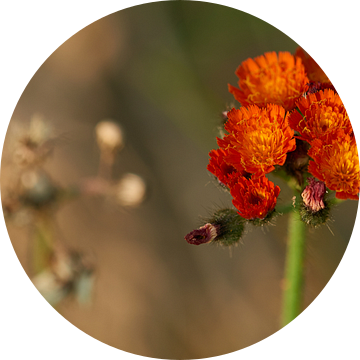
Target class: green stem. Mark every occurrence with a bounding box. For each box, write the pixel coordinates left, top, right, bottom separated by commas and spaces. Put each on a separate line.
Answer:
277, 202, 293, 215
32, 215, 54, 275
281, 206, 307, 327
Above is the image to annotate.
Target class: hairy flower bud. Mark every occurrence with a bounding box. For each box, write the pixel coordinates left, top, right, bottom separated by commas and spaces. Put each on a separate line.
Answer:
185, 223, 220, 245
300, 177, 330, 227
185, 208, 245, 247
301, 177, 326, 212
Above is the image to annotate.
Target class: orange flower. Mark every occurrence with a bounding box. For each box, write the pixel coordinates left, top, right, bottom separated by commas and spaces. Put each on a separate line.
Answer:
228, 51, 309, 111
289, 89, 352, 144
230, 176, 280, 220
294, 47, 331, 85
217, 104, 296, 178
308, 136, 360, 200
207, 148, 248, 187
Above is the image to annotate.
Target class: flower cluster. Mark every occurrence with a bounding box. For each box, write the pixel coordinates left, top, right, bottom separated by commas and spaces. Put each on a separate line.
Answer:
288, 88, 358, 200
185, 47, 360, 245
186, 47, 359, 246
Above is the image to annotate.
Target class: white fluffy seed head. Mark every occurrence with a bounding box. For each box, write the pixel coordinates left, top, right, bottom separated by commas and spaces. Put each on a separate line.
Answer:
95, 120, 124, 152
116, 173, 146, 207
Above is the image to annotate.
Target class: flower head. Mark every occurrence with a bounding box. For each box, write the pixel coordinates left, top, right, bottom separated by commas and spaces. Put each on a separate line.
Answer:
289, 89, 352, 144
207, 148, 237, 186
207, 148, 248, 187
228, 51, 309, 111
217, 104, 296, 178
230, 176, 280, 220
308, 136, 360, 200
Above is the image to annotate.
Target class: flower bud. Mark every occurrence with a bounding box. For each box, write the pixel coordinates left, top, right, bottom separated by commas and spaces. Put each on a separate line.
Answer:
301, 177, 326, 212
185, 208, 245, 247
185, 223, 219, 245
300, 177, 330, 226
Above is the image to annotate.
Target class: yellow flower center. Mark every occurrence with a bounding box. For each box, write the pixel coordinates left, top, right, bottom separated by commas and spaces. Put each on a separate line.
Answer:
324, 142, 359, 194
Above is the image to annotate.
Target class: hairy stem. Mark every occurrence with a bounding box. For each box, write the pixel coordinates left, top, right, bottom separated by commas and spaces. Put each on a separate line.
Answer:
281, 205, 307, 326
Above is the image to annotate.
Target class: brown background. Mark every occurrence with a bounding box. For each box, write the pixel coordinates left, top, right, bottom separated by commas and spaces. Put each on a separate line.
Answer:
1, 2, 357, 359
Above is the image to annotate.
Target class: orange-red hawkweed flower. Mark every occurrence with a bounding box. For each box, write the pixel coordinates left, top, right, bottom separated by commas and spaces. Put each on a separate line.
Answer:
289, 89, 352, 144
228, 51, 309, 111
217, 104, 296, 178
308, 136, 360, 200
230, 175, 280, 220
207, 148, 248, 187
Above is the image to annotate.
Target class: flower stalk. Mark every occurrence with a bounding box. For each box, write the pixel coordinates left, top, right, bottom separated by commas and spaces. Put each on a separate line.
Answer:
185, 47, 359, 330
281, 197, 307, 326
32, 214, 54, 276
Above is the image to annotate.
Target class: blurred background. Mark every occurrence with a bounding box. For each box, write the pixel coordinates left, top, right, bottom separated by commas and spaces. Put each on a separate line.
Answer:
1, 1, 357, 359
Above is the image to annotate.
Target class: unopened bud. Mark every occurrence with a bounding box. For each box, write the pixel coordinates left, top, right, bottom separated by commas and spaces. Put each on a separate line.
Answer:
185, 208, 245, 247
95, 120, 124, 152
301, 177, 326, 212
300, 177, 330, 227
185, 223, 219, 245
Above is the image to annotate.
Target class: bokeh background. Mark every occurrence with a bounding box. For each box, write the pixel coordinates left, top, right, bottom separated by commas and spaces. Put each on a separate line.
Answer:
1, 1, 358, 359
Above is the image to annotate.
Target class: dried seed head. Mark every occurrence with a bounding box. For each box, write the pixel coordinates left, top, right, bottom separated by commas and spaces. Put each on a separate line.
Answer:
20, 170, 58, 208
12, 115, 54, 167
116, 173, 146, 207
95, 120, 124, 152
